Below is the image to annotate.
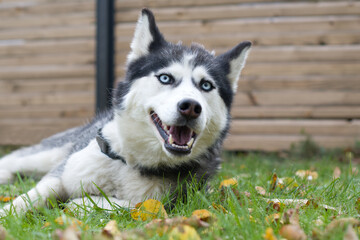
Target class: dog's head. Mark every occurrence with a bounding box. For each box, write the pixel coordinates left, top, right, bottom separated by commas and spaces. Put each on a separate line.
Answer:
114, 9, 251, 167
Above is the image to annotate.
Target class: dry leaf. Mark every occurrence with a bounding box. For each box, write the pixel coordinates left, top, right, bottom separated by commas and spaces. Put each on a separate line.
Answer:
263, 227, 277, 240
265, 213, 281, 224
168, 225, 201, 240
355, 198, 360, 214
344, 225, 359, 240
333, 167, 341, 179
279, 224, 307, 240
219, 178, 238, 189
44, 215, 86, 229
283, 208, 300, 226
270, 173, 278, 191
102, 220, 120, 238
267, 201, 286, 212
192, 209, 214, 223
325, 218, 360, 232
131, 199, 168, 221
256, 186, 267, 196
52, 226, 80, 240
0, 225, 8, 240
0, 196, 15, 203
295, 170, 318, 181
211, 203, 228, 213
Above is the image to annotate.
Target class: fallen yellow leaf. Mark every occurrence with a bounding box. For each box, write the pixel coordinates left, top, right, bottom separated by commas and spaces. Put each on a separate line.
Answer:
131, 199, 168, 221
44, 215, 87, 229
263, 227, 277, 240
192, 209, 214, 223
0, 196, 15, 203
168, 225, 201, 240
219, 178, 238, 189
211, 203, 228, 213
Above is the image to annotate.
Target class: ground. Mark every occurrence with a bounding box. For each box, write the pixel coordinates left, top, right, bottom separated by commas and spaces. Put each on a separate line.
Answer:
0, 142, 359, 240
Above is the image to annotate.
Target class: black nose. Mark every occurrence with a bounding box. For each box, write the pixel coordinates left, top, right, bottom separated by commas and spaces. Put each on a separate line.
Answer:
177, 99, 202, 119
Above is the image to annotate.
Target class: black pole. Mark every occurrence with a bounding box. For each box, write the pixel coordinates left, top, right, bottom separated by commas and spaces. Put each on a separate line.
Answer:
96, 0, 115, 114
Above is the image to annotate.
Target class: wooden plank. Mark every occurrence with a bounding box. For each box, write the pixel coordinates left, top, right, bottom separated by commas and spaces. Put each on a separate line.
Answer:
116, 16, 360, 36
0, 12, 95, 29
0, 1, 95, 17
0, 25, 94, 41
234, 90, 360, 106
0, 105, 94, 119
117, 45, 360, 64
243, 61, 360, 76
0, 78, 94, 93
0, 126, 74, 145
238, 75, 360, 91
0, 91, 94, 106
231, 106, 360, 119
116, 2, 360, 22
0, 118, 87, 145
0, 53, 95, 66
115, 0, 287, 9
115, 30, 360, 53
223, 135, 359, 151
116, 61, 360, 78
229, 119, 360, 136
115, 0, 354, 9
247, 45, 360, 62
0, 39, 94, 56
0, 65, 94, 80
116, 45, 360, 67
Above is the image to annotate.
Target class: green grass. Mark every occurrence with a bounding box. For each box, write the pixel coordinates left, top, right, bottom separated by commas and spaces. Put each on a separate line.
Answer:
0, 145, 360, 239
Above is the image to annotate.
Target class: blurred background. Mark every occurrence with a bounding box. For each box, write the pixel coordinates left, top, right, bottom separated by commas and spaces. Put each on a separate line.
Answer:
0, 0, 359, 151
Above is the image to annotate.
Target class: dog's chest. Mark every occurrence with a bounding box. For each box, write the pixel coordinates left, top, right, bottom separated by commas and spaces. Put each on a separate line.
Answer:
61, 139, 169, 203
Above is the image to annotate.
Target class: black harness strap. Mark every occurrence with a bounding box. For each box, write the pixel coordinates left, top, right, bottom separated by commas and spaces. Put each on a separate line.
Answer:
96, 129, 127, 164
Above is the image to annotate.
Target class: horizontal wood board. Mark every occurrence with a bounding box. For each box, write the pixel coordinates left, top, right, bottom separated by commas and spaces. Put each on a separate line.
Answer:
0, 0, 359, 150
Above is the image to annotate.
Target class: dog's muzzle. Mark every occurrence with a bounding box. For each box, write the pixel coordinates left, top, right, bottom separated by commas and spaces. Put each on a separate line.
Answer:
150, 100, 201, 155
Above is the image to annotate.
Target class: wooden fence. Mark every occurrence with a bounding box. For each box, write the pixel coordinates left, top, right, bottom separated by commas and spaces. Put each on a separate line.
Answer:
0, 0, 359, 151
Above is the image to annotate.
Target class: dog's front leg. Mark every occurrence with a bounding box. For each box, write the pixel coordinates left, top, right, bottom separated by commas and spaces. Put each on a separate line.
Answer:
0, 176, 65, 217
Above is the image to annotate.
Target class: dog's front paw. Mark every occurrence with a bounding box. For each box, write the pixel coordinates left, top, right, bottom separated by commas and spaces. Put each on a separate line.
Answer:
0, 170, 13, 184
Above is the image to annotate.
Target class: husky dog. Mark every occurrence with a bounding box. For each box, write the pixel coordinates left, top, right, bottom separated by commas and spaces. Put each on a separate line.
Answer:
0, 9, 251, 215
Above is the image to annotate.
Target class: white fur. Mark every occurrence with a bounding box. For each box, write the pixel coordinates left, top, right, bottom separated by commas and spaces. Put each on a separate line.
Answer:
228, 46, 251, 92
61, 139, 167, 204
127, 13, 153, 64
0, 176, 64, 217
0, 144, 71, 184
114, 53, 228, 168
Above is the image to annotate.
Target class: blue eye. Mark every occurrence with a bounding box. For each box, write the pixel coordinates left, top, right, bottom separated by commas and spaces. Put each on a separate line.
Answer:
200, 80, 214, 92
157, 74, 173, 85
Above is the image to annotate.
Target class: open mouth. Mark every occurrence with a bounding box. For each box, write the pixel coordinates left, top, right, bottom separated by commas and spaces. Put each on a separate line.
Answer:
150, 111, 196, 155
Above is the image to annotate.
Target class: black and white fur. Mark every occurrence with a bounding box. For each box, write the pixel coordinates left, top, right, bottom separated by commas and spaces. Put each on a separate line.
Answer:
0, 9, 251, 215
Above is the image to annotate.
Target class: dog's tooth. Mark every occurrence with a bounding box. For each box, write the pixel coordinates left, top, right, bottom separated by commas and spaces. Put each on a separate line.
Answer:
168, 134, 174, 144
187, 138, 194, 148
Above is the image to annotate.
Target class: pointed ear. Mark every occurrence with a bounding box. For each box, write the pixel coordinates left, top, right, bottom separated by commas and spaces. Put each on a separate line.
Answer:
127, 9, 166, 64
217, 41, 252, 92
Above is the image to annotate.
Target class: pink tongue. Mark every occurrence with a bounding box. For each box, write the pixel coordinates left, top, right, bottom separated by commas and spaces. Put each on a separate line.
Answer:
169, 126, 192, 145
